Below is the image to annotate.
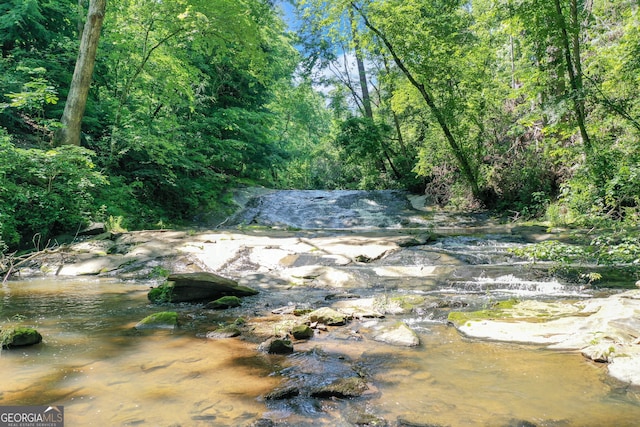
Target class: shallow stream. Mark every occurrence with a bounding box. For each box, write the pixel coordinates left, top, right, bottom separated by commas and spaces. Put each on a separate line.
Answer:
2, 190, 640, 426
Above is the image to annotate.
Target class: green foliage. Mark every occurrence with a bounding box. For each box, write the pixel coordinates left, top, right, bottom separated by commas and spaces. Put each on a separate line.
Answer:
510, 233, 640, 266
0, 132, 106, 248
148, 284, 173, 304
0, 0, 638, 240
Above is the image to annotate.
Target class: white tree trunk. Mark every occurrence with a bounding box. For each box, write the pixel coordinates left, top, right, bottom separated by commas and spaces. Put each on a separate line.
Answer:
56, 0, 106, 146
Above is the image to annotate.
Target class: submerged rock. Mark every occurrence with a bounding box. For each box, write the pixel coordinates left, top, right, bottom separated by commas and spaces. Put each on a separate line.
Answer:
372, 322, 420, 347
310, 377, 369, 398
263, 385, 300, 400
135, 311, 178, 330
1, 327, 42, 348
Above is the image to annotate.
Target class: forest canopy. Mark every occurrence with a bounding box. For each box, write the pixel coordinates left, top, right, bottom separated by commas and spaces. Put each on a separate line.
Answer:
1, 0, 639, 251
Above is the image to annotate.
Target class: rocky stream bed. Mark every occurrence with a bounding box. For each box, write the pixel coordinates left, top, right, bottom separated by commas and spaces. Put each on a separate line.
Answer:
3, 189, 640, 426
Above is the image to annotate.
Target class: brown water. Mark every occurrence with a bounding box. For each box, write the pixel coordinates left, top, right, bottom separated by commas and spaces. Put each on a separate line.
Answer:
2, 278, 640, 426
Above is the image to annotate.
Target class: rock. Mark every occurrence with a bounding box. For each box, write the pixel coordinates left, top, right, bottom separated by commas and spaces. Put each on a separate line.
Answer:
263, 385, 300, 400
332, 297, 385, 319
448, 290, 640, 386
373, 322, 420, 347
259, 337, 294, 354
291, 324, 314, 340
310, 377, 369, 398
355, 254, 373, 263
206, 325, 241, 339
1, 327, 42, 348
248, 419, 276, 427
377, 295, 427, 315
397, 234, 432, 247
581, 342, 620, 363
397, 417, 446, 427
325, 292, 360, 300
135, 311, 178, 330
78, 222, 106, 236
308, 307, 348, 326
205, 296, 242, 309
150, 272, 258, 303
347, 412, 388, 427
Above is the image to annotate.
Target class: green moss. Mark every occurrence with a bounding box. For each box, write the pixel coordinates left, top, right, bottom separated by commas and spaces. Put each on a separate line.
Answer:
138, 311, 178, 326
148, 283, 173, 303
291, 324, 314, 339
493, 298, 520, 309
206, 296, 242, 309
390, 295, 426, 310
1, 327, 43, 348
447, 305, 514, 327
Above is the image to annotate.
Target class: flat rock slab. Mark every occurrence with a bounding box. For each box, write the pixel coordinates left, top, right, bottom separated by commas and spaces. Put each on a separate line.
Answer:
372, 321, 420, 347
453, 290, 640, 386
168, 272, 258, 303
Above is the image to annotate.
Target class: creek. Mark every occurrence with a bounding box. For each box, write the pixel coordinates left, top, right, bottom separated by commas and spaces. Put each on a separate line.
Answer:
1, 189, 640, 426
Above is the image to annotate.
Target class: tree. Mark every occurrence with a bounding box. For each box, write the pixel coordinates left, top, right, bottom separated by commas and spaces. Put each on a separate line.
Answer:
55, 0, 106, 146
352, 0, 488, 201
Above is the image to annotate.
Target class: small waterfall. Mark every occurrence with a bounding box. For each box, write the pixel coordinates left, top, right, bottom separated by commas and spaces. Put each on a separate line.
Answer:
443, 274, 591, 297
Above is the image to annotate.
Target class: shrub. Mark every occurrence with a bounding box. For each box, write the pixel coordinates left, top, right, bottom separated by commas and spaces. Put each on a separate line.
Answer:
0, 133, 106, 249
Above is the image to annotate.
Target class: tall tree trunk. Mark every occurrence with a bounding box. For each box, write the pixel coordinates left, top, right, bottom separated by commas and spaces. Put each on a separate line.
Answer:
55, 0, 106, 146
350, 9, 373, 120
353, 4, 481, 200
553, 0, 592, 157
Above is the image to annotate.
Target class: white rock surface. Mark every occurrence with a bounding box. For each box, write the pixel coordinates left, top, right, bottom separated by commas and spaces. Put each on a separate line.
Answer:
455, 290, 640, 385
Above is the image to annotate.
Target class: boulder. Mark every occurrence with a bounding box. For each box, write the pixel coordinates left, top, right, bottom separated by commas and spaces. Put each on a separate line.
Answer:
150, 272, 258, 303
259, 337, 294, 354
373, 322, 420, 347
308, 307, 348, 326
135, 311, 178, 330
1, 327, 42, 348
291, 324, 314, 340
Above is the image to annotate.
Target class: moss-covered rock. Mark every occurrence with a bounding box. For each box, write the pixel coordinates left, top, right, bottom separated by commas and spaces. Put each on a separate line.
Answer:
291, 324, 314, 340
308, 307, 347, 326
1, 327, 43, 348
259, 337, 294, 354
447, 299, 520, 327
135, 311, 178, 330
263, 385, 300, 400
205, 296, 242, 310
167, 272, 258, 303
380, 294, 427, 314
